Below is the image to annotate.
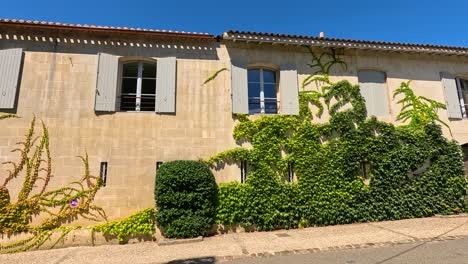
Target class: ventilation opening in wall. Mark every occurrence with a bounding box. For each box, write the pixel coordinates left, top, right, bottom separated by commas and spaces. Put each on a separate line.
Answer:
288, 162, 294, 182
461, 144, 468, 177
360, 161, 370, 186
156, 161, 164, 171
240, 160, 248, 183
100, 162, 108, 186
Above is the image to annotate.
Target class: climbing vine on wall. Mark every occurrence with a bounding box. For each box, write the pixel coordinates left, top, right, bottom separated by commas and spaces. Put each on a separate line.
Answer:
208, 46, 467, 231
393, 80, 450, 133
204, 68, 228, 85
0, 117, 106, 253
92, 208, 155, 244
0, 113, 17, 120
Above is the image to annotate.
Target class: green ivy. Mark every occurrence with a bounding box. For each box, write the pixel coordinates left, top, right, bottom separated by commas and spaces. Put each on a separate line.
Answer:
209, 47, 467, 231
93, 208, 155, 244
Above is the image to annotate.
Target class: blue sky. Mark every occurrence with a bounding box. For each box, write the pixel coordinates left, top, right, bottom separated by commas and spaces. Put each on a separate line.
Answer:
2, 0, 467, 47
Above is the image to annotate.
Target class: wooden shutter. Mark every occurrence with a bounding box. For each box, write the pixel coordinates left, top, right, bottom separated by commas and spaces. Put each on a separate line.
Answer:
155, 57, 177, 113
95, 53, 119, 112
231, 60, 248, 114
0, 48, 23, 109
440, 72, 462, 119
358, 70, 389, 117
280, 64, 299, 115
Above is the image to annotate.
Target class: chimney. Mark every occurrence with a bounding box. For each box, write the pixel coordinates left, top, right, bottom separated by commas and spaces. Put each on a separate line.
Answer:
319, 32, 325, 38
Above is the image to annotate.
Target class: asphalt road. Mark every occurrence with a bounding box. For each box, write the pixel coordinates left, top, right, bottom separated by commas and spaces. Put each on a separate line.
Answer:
224, 237, 468, 264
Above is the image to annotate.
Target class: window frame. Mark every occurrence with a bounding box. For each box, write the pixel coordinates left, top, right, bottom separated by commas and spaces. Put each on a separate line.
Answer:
118, 59, 157, 112
455, 77, 468, 118
247, 67, 279, 115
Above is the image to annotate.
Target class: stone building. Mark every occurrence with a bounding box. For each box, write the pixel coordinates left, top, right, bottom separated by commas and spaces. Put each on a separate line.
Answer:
1, 19, 468, 220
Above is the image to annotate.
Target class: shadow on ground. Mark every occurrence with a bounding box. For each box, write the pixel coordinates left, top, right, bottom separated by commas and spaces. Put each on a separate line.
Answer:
165, 256, 216, 263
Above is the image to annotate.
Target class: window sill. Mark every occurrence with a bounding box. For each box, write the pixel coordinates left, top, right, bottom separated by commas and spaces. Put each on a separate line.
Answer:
118, 111, 156, 113
248, 113, 279, 116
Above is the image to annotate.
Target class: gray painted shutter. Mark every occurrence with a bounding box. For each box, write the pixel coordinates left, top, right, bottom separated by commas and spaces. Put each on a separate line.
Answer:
358, 70, 389, 117
280, 64, 299, 115
0, 48, 23, 109
440, 72, 462, 119
155, 57, 177, 113
231, 60, 248, 114
95, 53, 119, 112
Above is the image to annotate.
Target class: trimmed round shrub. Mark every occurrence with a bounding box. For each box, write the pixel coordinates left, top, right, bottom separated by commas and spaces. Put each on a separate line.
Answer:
155, 160, 218, 238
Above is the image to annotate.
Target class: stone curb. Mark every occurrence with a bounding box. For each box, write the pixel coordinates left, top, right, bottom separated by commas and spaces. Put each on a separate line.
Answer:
211, 234, 468, 263
434, 213, 468, 218
158, 236, 203, 246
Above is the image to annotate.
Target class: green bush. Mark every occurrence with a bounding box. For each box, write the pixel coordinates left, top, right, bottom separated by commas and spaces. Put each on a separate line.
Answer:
155, 160, 218, 238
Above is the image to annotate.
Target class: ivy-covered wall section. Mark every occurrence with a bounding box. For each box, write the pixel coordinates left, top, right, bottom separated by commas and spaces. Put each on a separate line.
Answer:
209, 48, 467, 231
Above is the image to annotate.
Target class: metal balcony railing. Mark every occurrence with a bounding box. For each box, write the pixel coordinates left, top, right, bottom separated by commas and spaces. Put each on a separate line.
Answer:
118, 94, 156, 112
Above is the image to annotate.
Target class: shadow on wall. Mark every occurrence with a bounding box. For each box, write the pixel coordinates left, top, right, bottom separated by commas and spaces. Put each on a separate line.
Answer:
166, 256, 216, 264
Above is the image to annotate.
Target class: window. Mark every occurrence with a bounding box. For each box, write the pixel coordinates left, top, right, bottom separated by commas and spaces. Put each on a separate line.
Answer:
248, 68, 278, 114
119, 61, 157, 111
358, 70, 390, 117
456, 78, 468, 118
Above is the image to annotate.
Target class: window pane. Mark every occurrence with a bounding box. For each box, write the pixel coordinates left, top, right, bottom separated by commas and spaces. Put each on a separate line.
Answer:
248, 83, 261, 98
121, 78, 137, 94
248, 98, 261, 114
142, 79, 156, 95
140, 95, 156, 111
263, 83, 277, 98
264, 98, 278, 114
123, 62, 139, 77
248, 69, 261, 83
142, 63, 156, 78
460, 79, 468, 92
263, 70, 276, 84
358, 70, 385, 84
120, 95, 136, 111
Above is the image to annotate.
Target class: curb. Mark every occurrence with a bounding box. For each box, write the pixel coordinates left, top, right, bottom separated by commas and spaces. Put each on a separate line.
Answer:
158, 236, 203, 246
434, 213, 468, 218
212, 234, 468, 262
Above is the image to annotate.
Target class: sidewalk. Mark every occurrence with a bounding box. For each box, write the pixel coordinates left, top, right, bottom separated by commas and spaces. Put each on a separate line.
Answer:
1, 215, 468, 264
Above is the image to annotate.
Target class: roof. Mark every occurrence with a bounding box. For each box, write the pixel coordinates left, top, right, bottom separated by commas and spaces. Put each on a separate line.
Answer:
223, 30, 468, 56
2, 19, 467, 55
0, 18, 214, 39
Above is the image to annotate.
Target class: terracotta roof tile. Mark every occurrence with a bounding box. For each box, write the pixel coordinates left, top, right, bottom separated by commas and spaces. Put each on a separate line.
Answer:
223, 30, 468, 55
0, 18, 214, 38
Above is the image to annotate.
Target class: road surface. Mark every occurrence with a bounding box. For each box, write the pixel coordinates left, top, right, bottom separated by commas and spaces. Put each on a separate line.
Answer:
225, 237, 468, 264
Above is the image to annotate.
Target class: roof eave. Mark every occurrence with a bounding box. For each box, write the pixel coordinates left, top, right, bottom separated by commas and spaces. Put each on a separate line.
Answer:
222, 32, 468, 56
0, 20, 216, 40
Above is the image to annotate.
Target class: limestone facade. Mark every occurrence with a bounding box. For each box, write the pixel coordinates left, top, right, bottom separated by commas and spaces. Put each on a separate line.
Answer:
2, 25, 468, 220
